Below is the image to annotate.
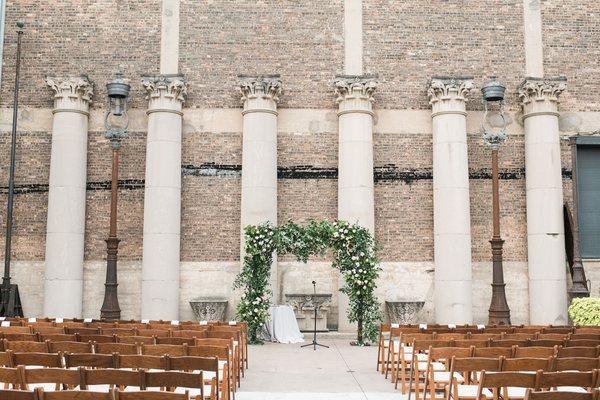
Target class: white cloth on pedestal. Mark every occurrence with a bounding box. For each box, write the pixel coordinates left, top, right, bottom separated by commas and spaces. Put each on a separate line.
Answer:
266, 305, 304, 344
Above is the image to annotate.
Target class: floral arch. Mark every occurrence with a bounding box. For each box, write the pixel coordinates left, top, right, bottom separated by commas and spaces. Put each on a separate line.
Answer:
233, 220, 382, 345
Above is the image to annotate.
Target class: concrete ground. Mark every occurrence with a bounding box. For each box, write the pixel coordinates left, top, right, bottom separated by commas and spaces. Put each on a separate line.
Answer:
237, 338, 405, 400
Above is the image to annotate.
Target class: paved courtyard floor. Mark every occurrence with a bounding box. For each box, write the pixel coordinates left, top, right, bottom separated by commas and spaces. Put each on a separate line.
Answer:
237, 338, 405, 400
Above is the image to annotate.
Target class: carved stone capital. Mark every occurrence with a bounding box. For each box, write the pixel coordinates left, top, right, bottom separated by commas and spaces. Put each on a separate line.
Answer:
428, 77, 474, 117
518, 77, 566, 119
239, 75, 282, 115
334, 75, 377, 116
45, 76, 94, 115
141, 74, 187, 115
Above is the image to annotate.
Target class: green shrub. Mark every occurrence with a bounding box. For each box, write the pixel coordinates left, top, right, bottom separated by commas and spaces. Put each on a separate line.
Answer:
569, 297, 600, 326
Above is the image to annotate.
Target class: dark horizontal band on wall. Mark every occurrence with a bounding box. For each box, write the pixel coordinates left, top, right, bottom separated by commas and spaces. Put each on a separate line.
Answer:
0, 165, 573, 194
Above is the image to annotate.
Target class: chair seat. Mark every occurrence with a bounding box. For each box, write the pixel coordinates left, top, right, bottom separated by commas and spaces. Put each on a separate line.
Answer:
433, 371, 464, 383
455, 384, 493, 399
556, 386, 588, 393
506, 386, 528, 399
174, 385, 213, 398
28, 383, 60, 392
417, 361, 445, 370
404, 353, 428, 362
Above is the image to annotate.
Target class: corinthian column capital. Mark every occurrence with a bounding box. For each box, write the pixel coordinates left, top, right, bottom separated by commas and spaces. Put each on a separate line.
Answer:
45, 76, 94, 115
428, 77, 474, 104
518, 77, 566, 119
334, 75, 377, 116
239, 75, 282, 115
141, 74, 187, 115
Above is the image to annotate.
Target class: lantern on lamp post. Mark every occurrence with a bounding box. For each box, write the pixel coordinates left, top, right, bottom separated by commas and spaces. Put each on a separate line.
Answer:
481, 77, 511, 326
100, 74, 130, 320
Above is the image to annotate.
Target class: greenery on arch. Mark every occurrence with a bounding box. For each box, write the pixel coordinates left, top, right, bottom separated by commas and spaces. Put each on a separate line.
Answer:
233, 219, 382, 345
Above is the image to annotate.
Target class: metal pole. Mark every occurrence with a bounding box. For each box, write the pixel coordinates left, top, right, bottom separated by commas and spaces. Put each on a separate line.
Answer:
488, 146, 511, 325
3, 22, 23, 287
100, 143, 121, 320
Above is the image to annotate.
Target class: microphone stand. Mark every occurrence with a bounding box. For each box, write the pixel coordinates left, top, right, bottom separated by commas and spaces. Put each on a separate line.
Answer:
301, 280, 328, 350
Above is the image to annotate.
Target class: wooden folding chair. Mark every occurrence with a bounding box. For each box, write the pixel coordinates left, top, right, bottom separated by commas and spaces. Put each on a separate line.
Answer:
188, 345, 235, 393
514, 346, 557, 358
4, 341, 49, 353
206, 331, 243, 378
19, 365, 81, 392
477, 370, 538, 400
167, 356, 223, 400
95, 343, 139, 355
446, 357, 502, 400
38, 388, 116, 400
0, 366, 23, 389
405, 339, 453, 397
376, 323, 391, 373
524, 388, 599, 400
145, 371, 205, 399
423, 346, 471, 399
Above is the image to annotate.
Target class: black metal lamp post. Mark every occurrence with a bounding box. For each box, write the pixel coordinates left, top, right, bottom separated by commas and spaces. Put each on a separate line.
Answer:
99, 74, 130, 320
481, 77, 511, 326
0, 21, 25, 318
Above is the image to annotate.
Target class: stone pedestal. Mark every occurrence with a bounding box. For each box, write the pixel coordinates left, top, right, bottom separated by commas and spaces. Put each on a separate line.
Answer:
286, 293, 332, 332
239, 75, 282, 302
140, 75, 187, 320
43, 76, 93, 318
189, 298, 228, 322
519, 77, 569, 325
334, 75, 377, 332
385, 301, 425, 324
428, 78, 475, 324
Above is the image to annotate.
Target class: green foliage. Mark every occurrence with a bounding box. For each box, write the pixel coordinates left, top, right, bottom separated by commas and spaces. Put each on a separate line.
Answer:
569, 297, 600, 326
233, 219, 382, 345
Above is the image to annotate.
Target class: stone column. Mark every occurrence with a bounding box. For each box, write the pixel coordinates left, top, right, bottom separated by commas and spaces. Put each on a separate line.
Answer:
519, 77, 569, 325
428, 78, 474, 324
334, 75, 376, 331
239, 75, 281, 301
43, 76, 94, 318
140, 75, 187, 320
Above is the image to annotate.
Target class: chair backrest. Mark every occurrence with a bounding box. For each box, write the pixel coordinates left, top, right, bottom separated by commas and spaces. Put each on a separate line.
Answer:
513, 328, 540, 335
570, 334, 600, 341
478, 371, 537, 394
39, 334, 77, 343
99, 328, 136, 336
473, 346, 513, 358
187, 345, 230, 361
557, 347, 598, 358
0, 366, 23, 388
412, 340, 453, 352
435, 333, 467, 340
115, 391, 189, 400
81, 368, 144, 390
31, 327, 65, 335
567, 339, 600, 348
471, 333, 502, 340
428, 346, 471, 363
514, 346, 557, 358
141, 344, 187, 356
490, 339, 529, 347
0, 351, 12, 366
529, 339, 565, 347
116, 336, 155, 345
136, 329, 169, 338
502, 357, 553, 372
536, 370, 596, 389
21, 366, 80, 388
64, 353, 115, 369
12, 352, 62, 368
48, 341, 93, 354
4, 334, 40, 342
542, 327, 574, 334
4, 340, 48, 353
537, 333, 568, 341
156, 337, 195, 346
554, 357, 600, 371
0, 326, 31, 334
168, 355, 220, 373
78, 335, 115, 344
0, 389, 40, 400
171, 330, 208, 339
524, 389, 598, 400
450, 356, 502, 373
144, 370, 204, 396
117, 354, 167, 370
39, 389, 116, 400
64, 327, 99, 335
95, 342, 139, 355
454, 339, 488, 348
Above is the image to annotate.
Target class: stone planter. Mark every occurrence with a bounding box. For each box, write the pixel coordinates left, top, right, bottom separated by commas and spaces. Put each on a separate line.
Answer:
189, 298, 228, 322
385, 301, 425, 324
285, 293, 332, 332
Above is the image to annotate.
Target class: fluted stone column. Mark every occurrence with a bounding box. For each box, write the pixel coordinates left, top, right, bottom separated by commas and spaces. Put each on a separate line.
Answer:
519, 77, 568, 325
140, 75, 187, 320
428, 78, 474, 324
43, 76, 94, 318
334, 75, 376, 331
239, 75, 281, 301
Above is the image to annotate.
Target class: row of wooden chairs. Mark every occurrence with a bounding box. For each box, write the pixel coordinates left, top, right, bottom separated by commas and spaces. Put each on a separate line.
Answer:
0, 364, 225, 400
0, 387, 199, 400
